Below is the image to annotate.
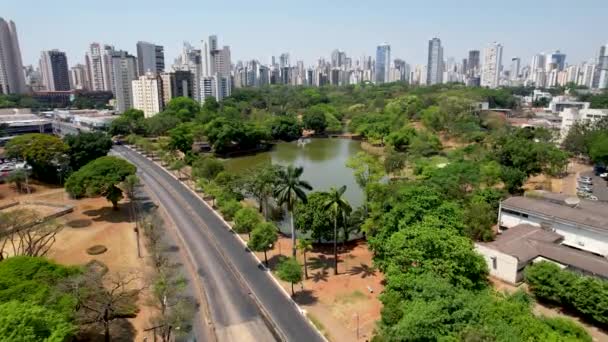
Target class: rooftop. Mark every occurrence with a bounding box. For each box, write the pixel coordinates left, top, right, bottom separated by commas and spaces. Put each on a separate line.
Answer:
480, 224, 608, 278
502, 191, 608, 232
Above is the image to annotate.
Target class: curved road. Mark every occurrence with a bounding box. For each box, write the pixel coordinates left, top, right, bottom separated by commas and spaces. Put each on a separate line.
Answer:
113, 146, 324, 342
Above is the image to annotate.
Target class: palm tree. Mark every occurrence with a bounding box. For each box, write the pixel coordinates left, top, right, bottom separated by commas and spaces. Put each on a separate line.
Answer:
274, 165, 313, 257
323, 185, 351, 275
298, 239, 313, 280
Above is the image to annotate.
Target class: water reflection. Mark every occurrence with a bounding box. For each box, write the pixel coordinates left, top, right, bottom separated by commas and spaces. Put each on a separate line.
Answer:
223, 138, 364, 208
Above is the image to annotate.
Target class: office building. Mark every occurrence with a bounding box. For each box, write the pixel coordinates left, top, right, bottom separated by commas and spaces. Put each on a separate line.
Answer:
375, 43, 391, 84
132, 72, 163, 118
467, 50, 480, 77
70, 64, 90, 90
172, 42, 202, 101
110, 50, 137, 113
0, 18, 26, 94
136, 41, 164, 76
481, 42, 503, 88
546, 50, 566, 71
426, 38, 443, 85
39, 50, 70, 91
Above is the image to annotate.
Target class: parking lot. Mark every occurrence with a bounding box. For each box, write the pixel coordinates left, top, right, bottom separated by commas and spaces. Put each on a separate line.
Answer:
580, 171, 608, 202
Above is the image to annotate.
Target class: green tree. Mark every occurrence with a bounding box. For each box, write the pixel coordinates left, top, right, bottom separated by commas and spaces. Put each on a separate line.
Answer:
5, 133, 68, 182
63, 132, 113, 171
294, 191, 334, 244
346, 152, 383, 212
233, 207, 262, 238
463, 201, 495, 241
589, 132, 608, 165
168, 122, 195, 153
323, 185, 352, 275
269, 115, 302, 141
169, 159, 187, 180
248, 222, 278, 266
0, 301, 76, 342
65, 156, 136, 209
274, 165, 313, 256
298, 239, 313, 280
191, 156, 224, 180
302, 110, 327, 133
109, 108, 145, 136
163, 97, 201, 121
6, 169, 28, 193
276, 257, 302, 296
384, 149, 407, 176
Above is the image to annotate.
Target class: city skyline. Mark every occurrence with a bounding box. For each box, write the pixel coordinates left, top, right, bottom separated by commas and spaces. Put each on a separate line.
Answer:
3, 0, 607, 69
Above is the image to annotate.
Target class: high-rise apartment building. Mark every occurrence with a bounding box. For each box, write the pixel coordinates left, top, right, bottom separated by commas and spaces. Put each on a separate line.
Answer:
70, 64, 90, 90
375, 43, 391, 84
132, 72, 163, 118
546, 50, 566, 71
136, 41, 164, 76
593, 44, 608, 89
39, 50, 70, 91
201, 35, 232, 101
110, 50, 137, 113
0, 18, 26, 94
426, 38, 443, 85
510, 57, 521, 80
85, 43, 115, 92
160, 70, 193, 105
481, 42, 503, 88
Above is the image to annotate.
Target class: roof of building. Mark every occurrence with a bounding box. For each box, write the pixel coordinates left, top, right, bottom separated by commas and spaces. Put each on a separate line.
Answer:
479, 224, 608, 278
501, 191, 608, 232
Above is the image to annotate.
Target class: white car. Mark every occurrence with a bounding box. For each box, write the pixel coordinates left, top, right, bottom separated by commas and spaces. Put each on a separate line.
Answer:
577, 186, 593, 193
588, 195, 599, 201
600, 173, 608, 179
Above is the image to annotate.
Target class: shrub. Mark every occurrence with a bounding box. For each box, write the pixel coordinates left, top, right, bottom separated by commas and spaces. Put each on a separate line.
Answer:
233, 207, 261, 236
525, 261, 608, 325
219, 200, 242, 221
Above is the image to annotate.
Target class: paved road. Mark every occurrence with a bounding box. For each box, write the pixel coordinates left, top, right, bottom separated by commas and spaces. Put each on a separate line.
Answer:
113, 146, 324, 342
581, 171, 608, 202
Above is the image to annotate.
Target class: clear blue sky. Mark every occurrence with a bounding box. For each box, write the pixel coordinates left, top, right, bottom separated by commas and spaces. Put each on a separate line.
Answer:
3, 0, 607, 68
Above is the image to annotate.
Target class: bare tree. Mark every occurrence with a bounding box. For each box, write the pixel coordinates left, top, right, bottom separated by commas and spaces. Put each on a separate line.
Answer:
70, 269, 143, 342
0, 209, 62, 260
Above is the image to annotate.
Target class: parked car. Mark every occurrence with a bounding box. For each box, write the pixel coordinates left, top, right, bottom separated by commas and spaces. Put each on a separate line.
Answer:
600, 173, 608, 179
579, 176, 593, 182
578, 179, 593, 186
577, 185, 593, 193
588, 195, 599, 201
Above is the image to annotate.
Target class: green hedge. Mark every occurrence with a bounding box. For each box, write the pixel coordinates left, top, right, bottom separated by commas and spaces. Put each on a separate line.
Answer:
525, 261, 608, 325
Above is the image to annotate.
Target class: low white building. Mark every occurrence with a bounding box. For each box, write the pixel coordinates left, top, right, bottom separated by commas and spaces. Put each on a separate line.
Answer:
547, 95, 589, 114
476, 224, 608, 284
560, 107, 608, 141
498, 191, 608, 257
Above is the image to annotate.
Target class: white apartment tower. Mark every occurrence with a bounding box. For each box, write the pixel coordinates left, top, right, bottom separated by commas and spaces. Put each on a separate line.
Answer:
200, 35, 232, 102
110, 51, 137, 113
0, 18, 26, 94
481, 42, 503, 88
86, 43, 115, 92
132, 72, 163, 118
426, 38, 443, 85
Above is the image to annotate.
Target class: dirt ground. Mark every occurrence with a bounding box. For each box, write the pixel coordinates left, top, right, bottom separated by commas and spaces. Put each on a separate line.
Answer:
240, 232, 383, 342
524, 160, 593, 195
0, 182, 157, 341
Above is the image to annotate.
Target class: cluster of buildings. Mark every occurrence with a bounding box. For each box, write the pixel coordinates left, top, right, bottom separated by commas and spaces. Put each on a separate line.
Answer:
1, 16, 608, 119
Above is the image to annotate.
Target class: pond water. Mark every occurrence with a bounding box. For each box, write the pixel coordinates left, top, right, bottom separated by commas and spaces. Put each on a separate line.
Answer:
223, 138, 365, 208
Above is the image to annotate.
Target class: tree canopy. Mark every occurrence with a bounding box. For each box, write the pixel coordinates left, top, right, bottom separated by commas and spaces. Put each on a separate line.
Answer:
4, 133, 68, 182
63, 132, 113, 171
65, 156, 136, 209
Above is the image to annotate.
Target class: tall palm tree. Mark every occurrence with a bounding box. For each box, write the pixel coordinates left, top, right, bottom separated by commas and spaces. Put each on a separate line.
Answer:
274, 165, 313, 257
323, 185, 352, 275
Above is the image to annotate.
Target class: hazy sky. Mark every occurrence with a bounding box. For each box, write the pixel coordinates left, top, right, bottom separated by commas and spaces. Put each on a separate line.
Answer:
3, 0, 607, 69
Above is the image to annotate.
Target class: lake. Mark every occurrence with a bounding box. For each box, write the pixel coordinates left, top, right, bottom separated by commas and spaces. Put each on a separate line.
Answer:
223, 138, 365, 208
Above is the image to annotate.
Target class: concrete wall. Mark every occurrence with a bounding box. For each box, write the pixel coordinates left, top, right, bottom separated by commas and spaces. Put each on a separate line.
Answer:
475, 244, 520, 284
500, 212, 608, 257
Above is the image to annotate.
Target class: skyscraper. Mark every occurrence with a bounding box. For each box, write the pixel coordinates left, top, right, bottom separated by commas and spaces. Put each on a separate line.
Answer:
467, 50, 480, 77
201, 35, 232, 101
481, 42, 503, 88
39, 50, 70, 91
426, 38, 443, 85
510, 57, 521, 81
110, 50, 137, 113
546, 50, 566, 71
70, 64, 90, 90
593, 44, 608, 89
136, 41, 164, 76
0, 18, 26, 94
375, 43, 390, 84
132, 72, 163, 117
86, 43, 115, 92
